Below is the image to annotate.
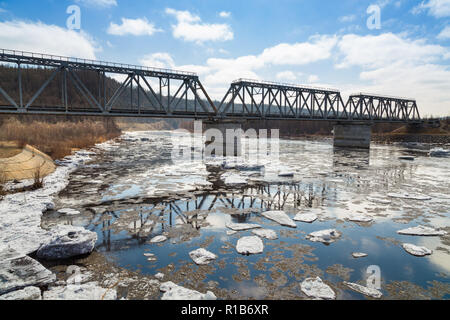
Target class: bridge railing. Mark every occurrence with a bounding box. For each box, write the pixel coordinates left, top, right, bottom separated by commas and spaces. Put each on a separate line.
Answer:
232, 78, 340, 93
0, 48, 197, 77
350, 92, 416, 101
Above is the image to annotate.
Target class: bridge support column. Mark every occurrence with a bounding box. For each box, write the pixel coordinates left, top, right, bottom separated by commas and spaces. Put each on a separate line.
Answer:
333, 123, 372, 149
203, 121, 242, 157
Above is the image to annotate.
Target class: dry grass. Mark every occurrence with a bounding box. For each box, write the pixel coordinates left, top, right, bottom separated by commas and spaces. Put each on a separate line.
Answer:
0, 117, 122, 159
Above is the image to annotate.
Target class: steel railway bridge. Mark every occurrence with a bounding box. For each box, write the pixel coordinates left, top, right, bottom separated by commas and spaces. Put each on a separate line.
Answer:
0, 49, 420, 122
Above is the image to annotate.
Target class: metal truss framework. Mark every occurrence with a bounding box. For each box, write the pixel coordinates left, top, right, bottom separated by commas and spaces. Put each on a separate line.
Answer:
0, 49, 421, 123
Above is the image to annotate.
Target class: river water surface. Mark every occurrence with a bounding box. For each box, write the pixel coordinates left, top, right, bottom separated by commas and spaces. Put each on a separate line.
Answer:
42, 131, 450, 300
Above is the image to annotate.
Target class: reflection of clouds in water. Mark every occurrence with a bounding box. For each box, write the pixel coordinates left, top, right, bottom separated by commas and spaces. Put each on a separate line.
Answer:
360, 237, 382, 255
204, 212, 231, 230
233, 282, 268, 299
418, 237, 450, 273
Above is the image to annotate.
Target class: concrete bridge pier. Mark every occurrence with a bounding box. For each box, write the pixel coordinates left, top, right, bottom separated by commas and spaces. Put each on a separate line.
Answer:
333, 122, 372, 149
203, 121, 243, 157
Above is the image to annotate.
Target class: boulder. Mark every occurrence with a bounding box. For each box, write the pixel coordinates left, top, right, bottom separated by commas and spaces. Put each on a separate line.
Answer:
0, 249, 56, 295
301, 277, 336, 300
189, 248, 218, 265
160, 281, 217, 300
36, 226, 97, 260
236, 236, 264, 255
261, 211, 297, 228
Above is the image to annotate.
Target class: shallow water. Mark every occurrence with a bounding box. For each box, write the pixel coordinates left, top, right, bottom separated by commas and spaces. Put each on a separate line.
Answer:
43, 131, 450, 300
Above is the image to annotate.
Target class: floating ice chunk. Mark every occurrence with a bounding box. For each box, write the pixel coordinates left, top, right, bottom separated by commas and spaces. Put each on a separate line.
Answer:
160, 281, 217, 300
150, 235, 168, 243
144, 253, 155, 257
226, 230, 238, 236
429, 148, 450, 158
306, 229, 341, 244
58, 208, 81, 216
189, 248, 218, 265
0, 249, 56, 295
43, 282, 117, 300
301, 277, 336, 300
236, 236, 264, 255
36, 225, 97, 260
0, 286, 42, 300
402, 243, 433, 257
294, 213, 318, 223
226, 223, 261, 231
397, 225, 447, 236
343, 282, 382, 299
252, 229, 278, 240
348, 215, 373, 223
261, 211, 297, 228
352, 252, 368, 258
155, 273, 165, 280
388, 193, 431, 201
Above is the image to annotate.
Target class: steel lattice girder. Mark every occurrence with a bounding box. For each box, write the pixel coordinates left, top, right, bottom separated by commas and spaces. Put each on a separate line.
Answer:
0, 49, 421, 123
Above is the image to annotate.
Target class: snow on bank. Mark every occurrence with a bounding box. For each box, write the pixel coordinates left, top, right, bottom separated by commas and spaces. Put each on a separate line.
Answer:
0, 141, 117, 255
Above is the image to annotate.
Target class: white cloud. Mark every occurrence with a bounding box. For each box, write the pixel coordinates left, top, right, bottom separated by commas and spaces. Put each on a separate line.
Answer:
260, 35, 338, 65
75, 0, 117, 8
165, 8, 233, 43
219, 11, 231, 18
0, 20, 98, 59
336, 33, 448, 69
140, 53, 176, 69
438, 25, 450, 39
107, 18, 162, 36
339, 15, 356, 23
412, 0, 450, 18
307, 75, 319, 83
276, 71, 297, 81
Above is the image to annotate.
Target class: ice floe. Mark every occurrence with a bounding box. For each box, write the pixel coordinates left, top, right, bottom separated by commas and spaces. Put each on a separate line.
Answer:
402, 243, 433, 257
0, 286, 42, 300
300, 277, 336, 300
387, 193, 431, 201
43, 282, 117, 300
252, 229, 278, 240
160, 281, 217, 300
343, 282, 382, 299
352, 252, 368, 258
0, 249, 56, 295
397, 225, 447, 236
261, 210, 297, 228
150, 235, 168, 243
348, 215, 373, 223
189, 248, 218, 265
294, 213, 318, 223
236, 236, 264, 255
36, 225, 97, 260
226, 223, 261, 231
306, 229, 342, 244
429, 148, 450, 158
58, 208, 81, 216
155, 273, 165, 280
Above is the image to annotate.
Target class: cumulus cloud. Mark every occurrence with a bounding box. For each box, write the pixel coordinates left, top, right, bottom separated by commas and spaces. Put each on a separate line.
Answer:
0, 20, 98, 59
307, 75, 319, 83
336, 33, 448, 69
219, 11, 231, 18
412, 0, 450, 18
140, 53, 176, 69
75, 0, 117, 8
276, 71, 297, 81
438, 25, 450, 39
165, 8, 233, 43
107, 18, 162, 36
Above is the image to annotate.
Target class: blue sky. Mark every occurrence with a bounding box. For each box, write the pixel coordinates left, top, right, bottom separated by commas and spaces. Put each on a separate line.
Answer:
0, 0, 449, 116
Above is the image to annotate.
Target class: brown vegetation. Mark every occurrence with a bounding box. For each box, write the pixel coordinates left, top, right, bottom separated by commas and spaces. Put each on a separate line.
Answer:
0, 115, 122, 159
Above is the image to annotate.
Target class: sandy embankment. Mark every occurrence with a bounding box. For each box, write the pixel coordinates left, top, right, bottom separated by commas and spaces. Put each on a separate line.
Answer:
0, 142, 55, 181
